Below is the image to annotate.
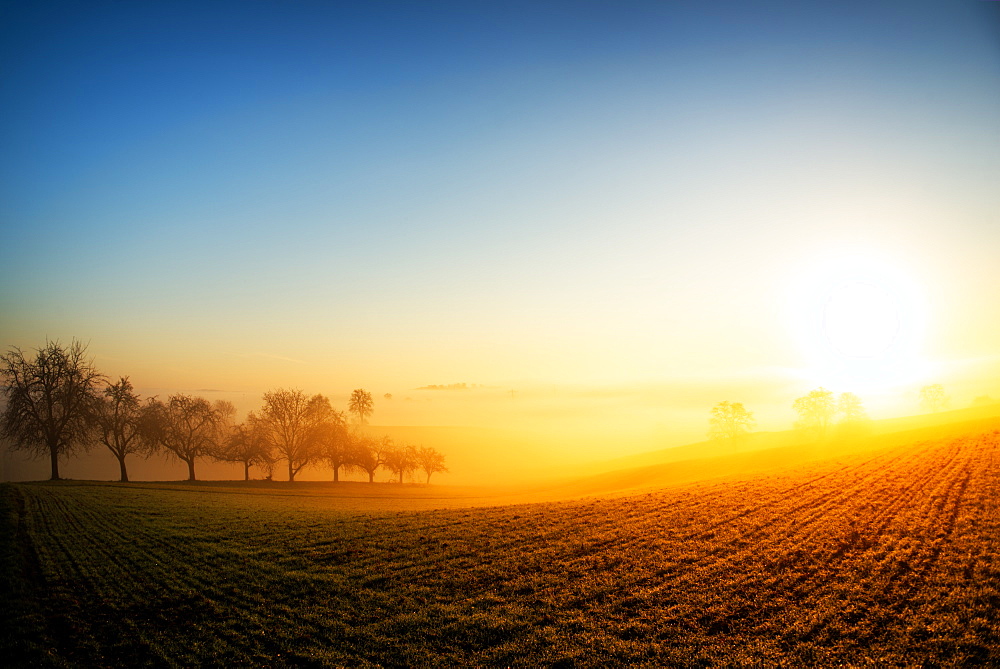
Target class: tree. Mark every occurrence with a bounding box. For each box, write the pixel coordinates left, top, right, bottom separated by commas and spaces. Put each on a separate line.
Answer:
258, 388, 328, 481
384, 443, 417, 484
352, 435, 389, 483
793, 387, 836, 438
88, 377, 147, 482
348, 388, 374, 425
920, 384, 949, 413
212, 400, 238, 444
415, 446, 448, 484
0, 340, 103, 480
837, 392, 868, 423
141, 394, 218, 481
214, 412, 274, 481
707, 401, 755, 445
835, 392, 870, 437
315, 412, 351, 482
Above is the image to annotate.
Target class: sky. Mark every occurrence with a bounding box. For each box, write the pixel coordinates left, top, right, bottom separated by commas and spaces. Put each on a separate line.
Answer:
2, 0, 999, 469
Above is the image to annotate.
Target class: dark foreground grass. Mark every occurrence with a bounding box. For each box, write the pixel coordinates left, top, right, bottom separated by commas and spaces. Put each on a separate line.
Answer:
3, 430, 1000, 667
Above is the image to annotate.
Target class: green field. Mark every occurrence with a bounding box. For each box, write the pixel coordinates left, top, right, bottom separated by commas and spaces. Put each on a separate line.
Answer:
3, 428, 1000, 666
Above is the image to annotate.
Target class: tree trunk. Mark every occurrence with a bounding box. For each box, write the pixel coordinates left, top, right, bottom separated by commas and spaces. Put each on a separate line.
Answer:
288, 461, 295, 482
49, 446, 60, 481
333, 465, 339, 483
426, 472, 431, 484
118, 456, 129, 483
244, 461, 250, 481
368, 470, 374, 483
187, 459, 196, 481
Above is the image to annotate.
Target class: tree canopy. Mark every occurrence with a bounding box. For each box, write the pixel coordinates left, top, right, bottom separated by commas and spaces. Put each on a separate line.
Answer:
708, 401, 755, 445
0, 339, 103, 480
88, 376, 147, 482
348, 388, 374, 425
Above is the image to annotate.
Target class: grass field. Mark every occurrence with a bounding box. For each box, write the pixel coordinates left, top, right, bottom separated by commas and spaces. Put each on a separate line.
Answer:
3, 428, 1000, 666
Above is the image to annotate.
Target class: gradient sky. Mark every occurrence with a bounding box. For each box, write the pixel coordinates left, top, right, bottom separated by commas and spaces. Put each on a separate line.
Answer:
2, 0, 999, 452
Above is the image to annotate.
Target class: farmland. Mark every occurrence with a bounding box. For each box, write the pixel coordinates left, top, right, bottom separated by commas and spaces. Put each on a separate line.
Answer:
3, 427, 1000, 666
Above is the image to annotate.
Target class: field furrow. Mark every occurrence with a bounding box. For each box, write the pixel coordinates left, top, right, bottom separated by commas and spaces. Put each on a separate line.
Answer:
3, 428, 1000, 666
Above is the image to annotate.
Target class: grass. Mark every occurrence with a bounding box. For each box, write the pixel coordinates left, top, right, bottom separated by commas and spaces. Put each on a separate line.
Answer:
3, 428, 1000, 666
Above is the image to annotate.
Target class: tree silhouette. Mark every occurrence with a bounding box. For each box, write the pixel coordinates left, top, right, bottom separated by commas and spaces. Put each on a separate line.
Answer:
384, 443, 417, 484
793, 387, 836, 439
88, 376, 147, 482
0, 340, 103, 480
258, 388, 328, 481
708, 401, 755, 445
214, 412, 274, 481
352, 434, 389, 483
835, 392, 870, 437
315, 412, 351, 482
141, 394, 218, 481
415, 446, 448, 484
348, 388, 374, 425
919, 384, 949, 413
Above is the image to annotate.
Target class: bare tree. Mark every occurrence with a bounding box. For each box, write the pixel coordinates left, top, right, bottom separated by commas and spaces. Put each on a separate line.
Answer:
920, 384, 949, 413
88, 376, 147, 482
258, 388, 327, 481
707, 401, 755, 445
384, 442, 417, 484
214, 411, 274, 481
793, 387, 836, 439
141, 394, 217, 481
212, 399, 238, 443
0, 340, 103, 480
835, 392, 870, 437
348, 388, 374, 425
415, 446, 448, 484
315, 411, 351, 482
353, 434, 389, 483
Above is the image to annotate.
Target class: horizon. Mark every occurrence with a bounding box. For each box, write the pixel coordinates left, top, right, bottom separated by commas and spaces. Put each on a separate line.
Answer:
2, 1, 999, 482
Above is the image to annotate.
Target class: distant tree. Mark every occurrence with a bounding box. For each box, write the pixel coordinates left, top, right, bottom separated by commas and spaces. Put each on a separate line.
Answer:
212, 399, 238, 441
415, 446, 448, 484
352, 435, 389, 483
837, 392, 868, 424
258, 388, 328, 481
708, 401, 755, 445
383, 393, 392, 400
141, 394, 218, 481
0, 340, 103, 480
793, 387, 836, 438
972, 395, 996, 408
214, 412, 274, 481
384, 443, 417, 484
348, 388, 374, 425
88, 377, 147, 482
835, 392, 871, 437
919, 384, 949, 413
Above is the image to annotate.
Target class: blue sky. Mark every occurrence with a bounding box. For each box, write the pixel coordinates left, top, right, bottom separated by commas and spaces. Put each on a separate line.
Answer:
2, 0, 999, 437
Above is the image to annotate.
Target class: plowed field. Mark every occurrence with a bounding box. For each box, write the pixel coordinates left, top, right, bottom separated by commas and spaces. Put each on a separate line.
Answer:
3, 429, 999, 666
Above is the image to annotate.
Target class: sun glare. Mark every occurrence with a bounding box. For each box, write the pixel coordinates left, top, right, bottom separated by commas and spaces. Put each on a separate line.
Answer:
823, 280, 901, 359
788, 251, 929, 394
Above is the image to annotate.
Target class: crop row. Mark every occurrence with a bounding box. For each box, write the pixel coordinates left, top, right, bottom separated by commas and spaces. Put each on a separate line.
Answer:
3, 429, 999, 666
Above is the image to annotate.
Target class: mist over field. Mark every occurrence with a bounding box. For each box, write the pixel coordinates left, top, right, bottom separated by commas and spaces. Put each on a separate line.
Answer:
3, 0, 1000, 664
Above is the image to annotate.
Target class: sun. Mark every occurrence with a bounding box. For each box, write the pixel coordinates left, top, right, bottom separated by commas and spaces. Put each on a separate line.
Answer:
822, 280, 901, 359
787, 251, 929, 394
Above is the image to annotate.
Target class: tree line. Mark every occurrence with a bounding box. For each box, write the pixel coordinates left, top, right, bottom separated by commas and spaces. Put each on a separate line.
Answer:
0, 340, 447, 483
708, 383, 953, 446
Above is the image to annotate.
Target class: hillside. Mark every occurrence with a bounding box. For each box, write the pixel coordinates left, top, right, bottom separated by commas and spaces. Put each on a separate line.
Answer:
3, 424, 999, 665
548, 404, 1000, 498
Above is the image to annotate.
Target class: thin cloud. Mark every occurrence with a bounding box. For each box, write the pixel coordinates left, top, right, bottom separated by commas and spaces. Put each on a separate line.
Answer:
416, 383, 488, 391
